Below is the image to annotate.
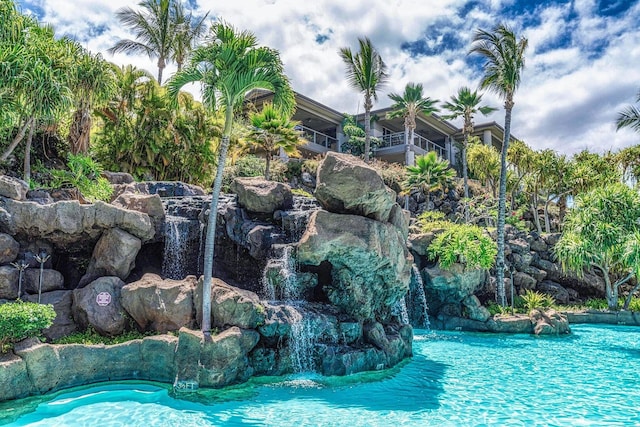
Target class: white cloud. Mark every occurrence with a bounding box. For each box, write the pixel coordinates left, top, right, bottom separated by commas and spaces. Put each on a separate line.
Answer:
15, 0, 640, 155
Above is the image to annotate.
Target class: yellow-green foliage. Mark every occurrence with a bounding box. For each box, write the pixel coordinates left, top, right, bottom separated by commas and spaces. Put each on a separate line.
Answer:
417, 211, 450, 231
518, 290, 554, 313
427, 222, 497, 270
0, 302, 56, 352
53, 327, 153, 345
48, 153, 113, 202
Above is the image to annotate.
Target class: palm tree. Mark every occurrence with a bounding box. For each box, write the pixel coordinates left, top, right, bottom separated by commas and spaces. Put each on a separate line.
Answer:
247, 103, 305, 180
339, 37, 388, 162
470, 24, 528, 306
441, 87, 496, 207
387, 83, 439, 166
404, 151, 456, 208
170, 1, 208, 72
108, 0, 204, 84
168, 22, 294, 337
68, 47, 116, 154
616, 90, 640, 133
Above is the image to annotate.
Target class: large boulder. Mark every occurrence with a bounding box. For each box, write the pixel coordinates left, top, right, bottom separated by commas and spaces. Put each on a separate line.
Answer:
24, 269, 65, 294
195, 278, 266, 329
72, 276, 127, 336
121, 274, 196, 333
0, 233, 19, 264
80, 228, 141, 286
0, 175, 28, 201
0, 198, 154, 248
0, 265, 18, 299
230, 177, 293, 215
25, 290, 77, 340
424, 263, 486, 312
530, 309, 571, 335
297, 210, 411, 320
314, 152, 396, 223
112, 193, 165, 242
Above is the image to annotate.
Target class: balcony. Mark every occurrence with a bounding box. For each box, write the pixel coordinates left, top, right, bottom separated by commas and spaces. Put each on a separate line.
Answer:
380, 131, 446, 159
296, 125, 337, 150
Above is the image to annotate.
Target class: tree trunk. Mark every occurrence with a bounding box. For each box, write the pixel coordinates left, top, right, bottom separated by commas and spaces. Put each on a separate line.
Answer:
200, 107, 234, 337
23, 122, 34, 183
601, 268, 617, 310
157, 56, 166, 85
69, 106, 92, 155
363, 94, 372, 163
495, 99, 514, 306
462, 132, 469, 222
544, 195, 552, 233
623, 281, 640, 310
1, 117, 31, 161
265, 153, 271, 181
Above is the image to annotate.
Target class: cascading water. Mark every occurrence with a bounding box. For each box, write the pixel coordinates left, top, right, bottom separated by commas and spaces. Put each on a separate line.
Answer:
261, 243, 316, 373
289, 311, 315, 373
411, 264, 431, 329
161, 196, 209, 279
262, 245, 297, 301
392, 298, 410, 324
162, 216, 191, 279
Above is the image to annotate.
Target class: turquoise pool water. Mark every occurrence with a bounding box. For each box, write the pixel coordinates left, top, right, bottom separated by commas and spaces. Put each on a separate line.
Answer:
3, 324, 640, 426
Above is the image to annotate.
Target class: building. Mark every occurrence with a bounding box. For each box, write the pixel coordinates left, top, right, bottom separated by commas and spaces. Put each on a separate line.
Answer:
246, 90, 514, 167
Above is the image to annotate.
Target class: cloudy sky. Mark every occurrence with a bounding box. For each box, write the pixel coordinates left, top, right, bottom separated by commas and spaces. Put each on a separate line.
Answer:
16, 0, 640, 155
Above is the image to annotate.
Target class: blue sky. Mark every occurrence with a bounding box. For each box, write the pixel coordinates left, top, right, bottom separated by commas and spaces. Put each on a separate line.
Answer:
16, 0, 640, 155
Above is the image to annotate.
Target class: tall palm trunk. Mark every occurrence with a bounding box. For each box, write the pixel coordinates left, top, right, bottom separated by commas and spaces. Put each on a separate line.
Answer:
495, 97, 513, 306
201, 107, 234, 337
157, 56, 165, 85
23, 121, 35, 183
462, 133, 470, 222
363, 94, 372, 162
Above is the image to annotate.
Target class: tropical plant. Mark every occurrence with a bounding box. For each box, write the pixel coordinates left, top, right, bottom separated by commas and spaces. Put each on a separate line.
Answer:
404, 151, 456, 207
48, 154, 113, 202
67, 48, 116, 155
470, 23, 528, 306
387, 83, 440, 165
441, 86, 496, 212
519, 290, 554, 313
555, 183, 640, 310
339, 37, 388, 162
247, 103, 305, 180
340, 114, 382, 157
466, 138, 500, 196
94, 66, 219, 185
167, 21, 294, 336
616, 90, 640, 133
170, 1, 208, 72
0, 14, 75, 182
0, 301, 56, 352
108, 0, 206, 84
427, 223, 497, 271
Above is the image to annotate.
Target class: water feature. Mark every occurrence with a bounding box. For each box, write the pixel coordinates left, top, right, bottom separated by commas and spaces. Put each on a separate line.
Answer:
5, 324, 640, 426
161, 197, 209, 279
391, 298, 410, 324
261, 245, 297, 301
411, 265, 431, 329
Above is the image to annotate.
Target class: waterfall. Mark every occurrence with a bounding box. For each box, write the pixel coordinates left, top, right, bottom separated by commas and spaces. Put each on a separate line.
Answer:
262, 245, 297, 301
162, 216, 191, 279
412, 265, 431, 330
392, 298, 410, 324
289, 310, 315, 373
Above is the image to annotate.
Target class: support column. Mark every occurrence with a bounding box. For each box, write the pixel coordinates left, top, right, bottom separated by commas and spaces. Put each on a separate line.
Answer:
336, 123, 343, 153
483, 129, 492, 146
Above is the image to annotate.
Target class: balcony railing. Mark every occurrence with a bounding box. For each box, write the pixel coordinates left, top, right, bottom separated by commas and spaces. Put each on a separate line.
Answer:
380, 131, 447, 159
296, 125, 337, 150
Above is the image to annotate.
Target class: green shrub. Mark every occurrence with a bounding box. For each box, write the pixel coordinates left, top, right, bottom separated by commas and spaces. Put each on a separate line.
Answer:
627, 297, 640, 312
291, 188, 313, 198
584, 298, 608, 310
417, 211, 448, 231
0, 302, 56, 352
53, 327, 152, 345
48, 153, 113, 202
486, 301, 511, 316
428, 223, 497, 270
222, 155, 288, 192
520, 290, 554, 313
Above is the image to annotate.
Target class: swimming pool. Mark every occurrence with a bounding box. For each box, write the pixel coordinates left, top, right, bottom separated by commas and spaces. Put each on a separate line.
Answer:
3, 324, 639, 426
